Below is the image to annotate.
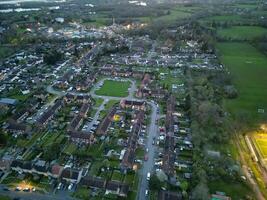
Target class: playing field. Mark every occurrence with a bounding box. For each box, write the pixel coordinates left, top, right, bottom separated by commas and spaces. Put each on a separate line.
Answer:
253, 133, 267, 159
95, 80, 131, 97
217, 42, 267, 122
217, 26, 267, 40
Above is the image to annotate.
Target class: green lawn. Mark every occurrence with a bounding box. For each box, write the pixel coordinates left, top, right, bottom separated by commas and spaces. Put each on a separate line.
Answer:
217, 42, 267, 122
111, 170, 123, 181
63, 142, 77, 155
207, 15, 242, 22
95, 80, 131, 97
208, 180, 254, 200
93, 98, 104, 107
39, 132, 65, 148
104, 100, 119, 110
155, 9, 191, 23
217, 26, 267, 40
199, 15, 255, 26
72, 186, 90, 200
233, 3, 258, 9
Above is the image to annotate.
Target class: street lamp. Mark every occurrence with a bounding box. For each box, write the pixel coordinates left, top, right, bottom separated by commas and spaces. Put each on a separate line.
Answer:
260, 124, 267, 132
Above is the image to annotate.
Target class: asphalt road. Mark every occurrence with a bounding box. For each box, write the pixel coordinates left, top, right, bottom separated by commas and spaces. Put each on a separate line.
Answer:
137, 102, 158, 200
0, 185, 76, 200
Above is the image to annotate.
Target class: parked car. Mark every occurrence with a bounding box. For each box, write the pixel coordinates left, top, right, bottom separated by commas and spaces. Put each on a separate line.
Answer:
147, 172, 151, 180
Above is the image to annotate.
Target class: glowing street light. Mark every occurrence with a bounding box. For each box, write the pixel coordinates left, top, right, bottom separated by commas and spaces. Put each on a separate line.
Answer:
260, 124, 267, 132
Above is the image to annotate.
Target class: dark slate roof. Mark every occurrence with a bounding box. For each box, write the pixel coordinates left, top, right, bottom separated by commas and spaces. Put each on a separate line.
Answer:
80, 103, 90, 114
61, 168, 79, 180
11, 160, 24, 168
7, 122, 27, 132
124, 100, 145, 106
158, 190, 182, 200
97, 107, 116, 135
106, 180, 129, 195
37, 99, 62, 124
69, 115, 83, 130
80, 176, 105, 188
69, 131, 92, 140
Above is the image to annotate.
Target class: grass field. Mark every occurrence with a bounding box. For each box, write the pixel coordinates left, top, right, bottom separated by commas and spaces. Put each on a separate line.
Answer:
233, 3, 258, 9
217, 26, 267, 40
199, 15, 255, 26
217, 42, 267, 122
208, 180, 254, 200
156, 9, 191, 23
95, 80, 130, 97
206, 15, 242, 22
253, 133, 267, 158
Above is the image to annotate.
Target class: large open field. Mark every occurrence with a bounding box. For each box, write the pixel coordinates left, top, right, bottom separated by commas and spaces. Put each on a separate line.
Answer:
202, 15, 243, 22
253, 133, 267, 159
217, 26, 267, 40
95, 80, 131, 97
217, 42, 267, 122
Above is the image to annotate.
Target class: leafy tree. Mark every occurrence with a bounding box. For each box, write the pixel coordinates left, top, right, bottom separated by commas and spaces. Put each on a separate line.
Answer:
149, 174, 161, 190
0, 133, 7, 146
191, 181, 209, 200
43, 50, 63, 65
43, 142, 61, 162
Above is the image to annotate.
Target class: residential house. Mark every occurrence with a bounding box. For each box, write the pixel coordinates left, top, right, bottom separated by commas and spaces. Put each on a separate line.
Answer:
120, 100, 146, 111
158, 190, 182, 200
61, 167, 82, 183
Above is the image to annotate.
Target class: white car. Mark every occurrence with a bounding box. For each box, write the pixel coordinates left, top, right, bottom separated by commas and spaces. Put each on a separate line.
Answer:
68, 183, 73, 190
147, 172, 151, 180
145, 189, 149, 196
57, 183, 62, 190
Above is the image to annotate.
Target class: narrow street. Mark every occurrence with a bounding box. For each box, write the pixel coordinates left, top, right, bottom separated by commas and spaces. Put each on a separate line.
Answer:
0, 185, 76, 200
137, 102, 158, 200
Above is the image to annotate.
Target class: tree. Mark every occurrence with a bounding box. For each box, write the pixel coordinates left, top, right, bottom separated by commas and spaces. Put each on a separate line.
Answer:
43, 50, 63, 65
224, 85, 238, 99
149, 174, 161, 190
43, 142, 61, 162
0, 133, 7, 146
191, 181, 209, 200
